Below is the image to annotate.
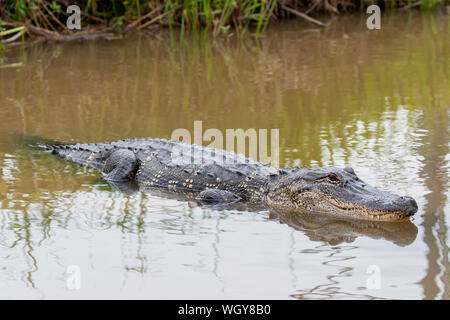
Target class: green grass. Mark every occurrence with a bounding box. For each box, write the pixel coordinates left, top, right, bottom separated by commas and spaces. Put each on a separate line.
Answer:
0, 0, 445, 40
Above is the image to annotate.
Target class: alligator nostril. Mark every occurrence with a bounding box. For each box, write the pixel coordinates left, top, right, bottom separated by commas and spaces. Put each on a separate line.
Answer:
401, 196, 418, 215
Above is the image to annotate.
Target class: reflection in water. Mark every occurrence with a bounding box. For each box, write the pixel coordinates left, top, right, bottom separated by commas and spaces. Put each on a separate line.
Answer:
0, 11, 448, 299
270, 211, 418, 247
290, 244, 366, 300
418, 105, 450, 299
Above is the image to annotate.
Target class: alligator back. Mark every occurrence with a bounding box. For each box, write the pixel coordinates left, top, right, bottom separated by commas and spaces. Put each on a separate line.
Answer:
48, 138, 280, 201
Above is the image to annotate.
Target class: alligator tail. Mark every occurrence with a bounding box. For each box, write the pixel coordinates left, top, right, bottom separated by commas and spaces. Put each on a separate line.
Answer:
16, 134, 108, 171
48, 143, 109, 170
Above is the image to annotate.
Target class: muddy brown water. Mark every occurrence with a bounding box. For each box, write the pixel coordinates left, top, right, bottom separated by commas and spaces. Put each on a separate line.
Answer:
0, 12, 449, 299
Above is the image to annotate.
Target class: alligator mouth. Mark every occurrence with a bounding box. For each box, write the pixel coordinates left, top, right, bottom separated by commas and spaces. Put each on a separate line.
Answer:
326, 203, 415, 221
322, 197, 418, 221
287, 190, 418, 221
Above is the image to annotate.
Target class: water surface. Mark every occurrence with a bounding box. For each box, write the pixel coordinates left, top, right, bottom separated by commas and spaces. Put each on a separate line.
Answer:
0, 12, 449, 299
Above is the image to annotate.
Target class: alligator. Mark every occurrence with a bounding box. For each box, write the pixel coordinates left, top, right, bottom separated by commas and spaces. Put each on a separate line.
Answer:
45, 137, 418, 221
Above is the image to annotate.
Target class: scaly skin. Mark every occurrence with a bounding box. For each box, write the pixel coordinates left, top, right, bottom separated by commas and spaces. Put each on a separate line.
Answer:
47, 137, 418, 221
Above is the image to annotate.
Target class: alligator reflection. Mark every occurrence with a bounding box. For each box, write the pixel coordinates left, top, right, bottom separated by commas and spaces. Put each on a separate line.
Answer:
269, 211, 417, 247
108, 180, 418, 247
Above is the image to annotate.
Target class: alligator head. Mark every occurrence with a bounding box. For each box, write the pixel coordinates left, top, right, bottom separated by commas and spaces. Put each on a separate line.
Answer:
266, 166, 418, 221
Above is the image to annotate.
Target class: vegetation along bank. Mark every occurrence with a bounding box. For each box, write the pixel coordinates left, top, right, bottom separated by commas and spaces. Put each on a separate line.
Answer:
0, 0, 446, 50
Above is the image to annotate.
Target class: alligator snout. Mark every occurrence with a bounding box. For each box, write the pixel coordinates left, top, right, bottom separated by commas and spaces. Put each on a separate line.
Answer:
366, 194, 418, 218
396, 195, 418, 216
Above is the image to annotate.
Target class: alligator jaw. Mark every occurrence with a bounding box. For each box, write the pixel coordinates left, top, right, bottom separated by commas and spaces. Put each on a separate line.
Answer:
315, 193, 418, 221
320, 193, 418, 221
267, 191, 418, 221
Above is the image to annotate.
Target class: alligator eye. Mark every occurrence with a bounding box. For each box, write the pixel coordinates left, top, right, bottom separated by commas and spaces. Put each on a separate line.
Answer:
326, 173, 341, 184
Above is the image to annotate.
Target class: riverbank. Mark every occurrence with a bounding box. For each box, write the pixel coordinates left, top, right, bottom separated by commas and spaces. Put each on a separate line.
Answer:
0, 0, 447, 51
